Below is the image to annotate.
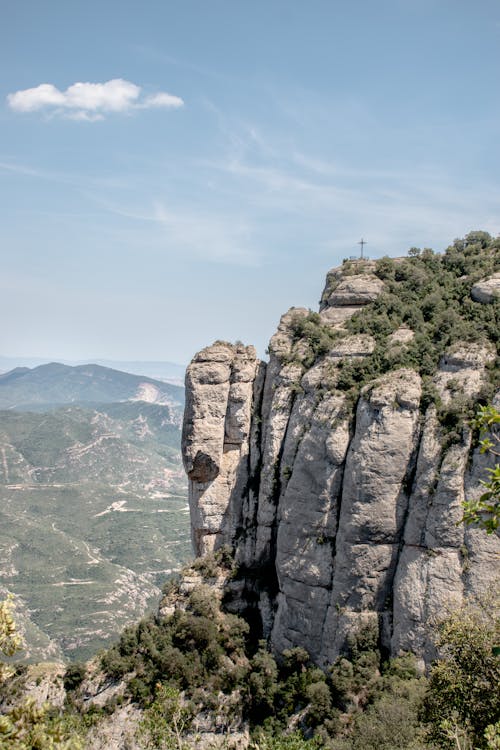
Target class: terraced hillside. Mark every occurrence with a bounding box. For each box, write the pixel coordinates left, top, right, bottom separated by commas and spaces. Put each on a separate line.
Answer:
0, 365, 191, 661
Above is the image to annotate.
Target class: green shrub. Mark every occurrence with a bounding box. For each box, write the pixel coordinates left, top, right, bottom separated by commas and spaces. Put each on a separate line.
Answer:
332, 234, 500, 430
424, 597, 500, 749
63, 662, 86, 693
345, 684, 427, 750
186, 585, 219, 618
248, 642, 279, 719
138, 683, 193, 749
278, 234, 498, 442
306, 680, 332, 726
250, 729, 322, 749
287, 312, 341, 368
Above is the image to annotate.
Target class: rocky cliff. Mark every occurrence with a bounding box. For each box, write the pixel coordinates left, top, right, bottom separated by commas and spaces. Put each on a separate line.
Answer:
182, 241, 500, 667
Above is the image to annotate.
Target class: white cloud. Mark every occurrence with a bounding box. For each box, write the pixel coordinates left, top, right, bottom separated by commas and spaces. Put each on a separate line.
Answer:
6, 78, 184, 120
7, 83, 66, 112
141, 92, 184, 109
63, 79, 140, 111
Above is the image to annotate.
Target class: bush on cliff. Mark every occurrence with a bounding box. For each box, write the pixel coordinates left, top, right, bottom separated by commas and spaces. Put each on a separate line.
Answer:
341, 233, 499, 394
462, 403, 500, 533
423, 595, 500, 750
100, 580, 252, 708
0, 597, 83, 749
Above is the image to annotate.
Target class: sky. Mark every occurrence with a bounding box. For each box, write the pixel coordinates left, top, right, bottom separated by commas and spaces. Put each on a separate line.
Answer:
1, 0, 500, 366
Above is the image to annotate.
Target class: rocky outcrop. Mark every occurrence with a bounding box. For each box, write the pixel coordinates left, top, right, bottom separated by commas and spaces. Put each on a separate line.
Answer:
182, 342, 263, 555
182, 259, 500, 667
471, 272, 500, 303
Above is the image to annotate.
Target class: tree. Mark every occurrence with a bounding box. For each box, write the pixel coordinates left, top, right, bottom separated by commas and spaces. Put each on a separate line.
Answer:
138, 683, 192, 750
462, 404, 500, 533
250, 730, 321, 749
0, 596, 23, 684
424, 595, 500, 749
0, 597, 83, 749
248, 642, 279, 719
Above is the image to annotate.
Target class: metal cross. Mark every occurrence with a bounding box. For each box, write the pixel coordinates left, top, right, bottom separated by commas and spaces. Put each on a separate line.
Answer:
358, 238, 367, 259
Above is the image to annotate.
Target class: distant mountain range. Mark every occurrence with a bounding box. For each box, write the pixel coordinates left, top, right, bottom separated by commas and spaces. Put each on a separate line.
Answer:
0, 356, 186, 384
0, 362, 184, 411
0, 362, 191, 661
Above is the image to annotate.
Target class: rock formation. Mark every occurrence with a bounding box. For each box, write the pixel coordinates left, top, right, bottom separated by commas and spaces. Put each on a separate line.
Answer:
471, 271, 500, 304
182, 259, 500, 667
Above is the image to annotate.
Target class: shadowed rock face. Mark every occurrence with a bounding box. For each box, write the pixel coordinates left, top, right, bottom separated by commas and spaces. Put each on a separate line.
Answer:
182, 261, 500, 666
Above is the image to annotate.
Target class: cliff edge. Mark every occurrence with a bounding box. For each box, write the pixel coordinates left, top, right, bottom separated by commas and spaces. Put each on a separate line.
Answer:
182, 238, 500, 667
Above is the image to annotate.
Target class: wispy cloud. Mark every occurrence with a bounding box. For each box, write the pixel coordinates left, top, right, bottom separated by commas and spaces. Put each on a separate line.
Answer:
6, 79, 184, 121
133, 46, 230, 82
248, 154, 498, 229
199, 113, 500, 255
0, 160, 44, 178
152, 201, 258, 266
0, 159, 130, 190
84, 194, 260, 267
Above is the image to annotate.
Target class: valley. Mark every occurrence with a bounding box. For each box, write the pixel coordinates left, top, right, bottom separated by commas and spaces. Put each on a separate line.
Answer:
0, 364, 192, 661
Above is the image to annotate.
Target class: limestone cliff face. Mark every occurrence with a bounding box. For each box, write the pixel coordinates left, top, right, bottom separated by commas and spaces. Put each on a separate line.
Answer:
182, 261, 500, 666
182, 342, 263, 554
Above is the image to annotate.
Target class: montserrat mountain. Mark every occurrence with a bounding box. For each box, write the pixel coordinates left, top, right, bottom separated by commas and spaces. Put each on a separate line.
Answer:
182, 233, 500, 668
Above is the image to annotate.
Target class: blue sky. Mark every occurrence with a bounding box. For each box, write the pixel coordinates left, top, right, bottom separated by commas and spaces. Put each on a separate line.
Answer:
1, 0, 499, 365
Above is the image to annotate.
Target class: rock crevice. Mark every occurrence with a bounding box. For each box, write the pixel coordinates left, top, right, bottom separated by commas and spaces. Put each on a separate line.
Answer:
182, 260, 500, 665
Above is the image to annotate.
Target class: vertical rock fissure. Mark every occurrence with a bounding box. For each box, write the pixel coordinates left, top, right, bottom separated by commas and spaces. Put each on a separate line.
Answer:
183, 259, 500, 668
331, 396, 358, 564
386, 418, 423, 647
279, 415, 307, 500
268, 390, 298, 588
459, 431, 473, 584
317, 395, 358, 653
244, 368, 267, 544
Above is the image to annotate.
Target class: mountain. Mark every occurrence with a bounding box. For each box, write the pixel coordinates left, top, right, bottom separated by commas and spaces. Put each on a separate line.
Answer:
0, 357, 186, 384
0, 364, 190, 661
88, 359, 186, 383
1, 234, 499, 750
182, 235, 500, 668
0, 362, 184, 411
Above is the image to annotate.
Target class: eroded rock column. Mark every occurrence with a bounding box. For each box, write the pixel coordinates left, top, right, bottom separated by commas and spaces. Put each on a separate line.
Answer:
182, 342, 261, 555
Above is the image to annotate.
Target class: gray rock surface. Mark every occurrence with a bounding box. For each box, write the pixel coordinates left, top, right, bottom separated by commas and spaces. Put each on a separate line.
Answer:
326, 274, 385, 307
182, 342, 260, 555
471, 272, 500, 303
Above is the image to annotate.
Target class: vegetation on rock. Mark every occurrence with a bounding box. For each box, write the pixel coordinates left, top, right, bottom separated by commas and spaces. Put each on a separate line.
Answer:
2, 515, 500, 748
339, 234, 499, 407
0, 597, 83, 748
99, 581, 429, 747
423, 594, 500, 750
271, 233, 499, 456
462, 404, 500, 532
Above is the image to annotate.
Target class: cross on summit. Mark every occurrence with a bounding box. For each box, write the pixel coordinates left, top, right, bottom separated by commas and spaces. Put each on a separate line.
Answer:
358, 238, 367, 259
